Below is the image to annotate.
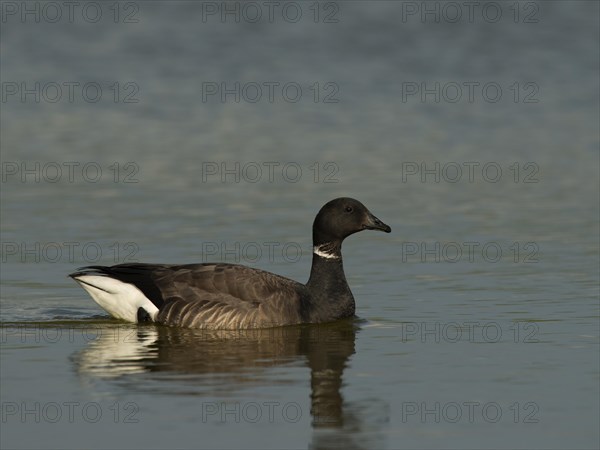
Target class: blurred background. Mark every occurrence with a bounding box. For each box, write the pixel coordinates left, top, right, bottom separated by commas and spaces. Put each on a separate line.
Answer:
1, 1, 599, 449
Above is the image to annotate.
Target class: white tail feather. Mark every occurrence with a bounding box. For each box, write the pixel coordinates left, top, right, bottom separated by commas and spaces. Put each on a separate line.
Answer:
74, 275, 159, 323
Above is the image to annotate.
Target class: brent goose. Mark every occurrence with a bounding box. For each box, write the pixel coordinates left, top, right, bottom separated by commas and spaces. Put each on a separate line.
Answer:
69, 197, 391, 329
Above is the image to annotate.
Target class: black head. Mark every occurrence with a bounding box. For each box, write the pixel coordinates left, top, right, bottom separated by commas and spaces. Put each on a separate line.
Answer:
312, 197, 391, 246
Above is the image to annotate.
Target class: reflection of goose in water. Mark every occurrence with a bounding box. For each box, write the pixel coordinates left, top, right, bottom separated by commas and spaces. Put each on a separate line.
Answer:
72, 320, 388, 448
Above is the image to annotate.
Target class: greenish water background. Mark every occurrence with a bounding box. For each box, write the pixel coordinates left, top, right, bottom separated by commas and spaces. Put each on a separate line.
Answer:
1, 1, 598, 448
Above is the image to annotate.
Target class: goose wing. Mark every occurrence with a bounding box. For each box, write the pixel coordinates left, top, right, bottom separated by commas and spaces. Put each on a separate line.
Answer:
76, 263, 306, 329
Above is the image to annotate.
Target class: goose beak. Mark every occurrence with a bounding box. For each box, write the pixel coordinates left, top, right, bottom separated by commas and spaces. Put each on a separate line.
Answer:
364, 212, 391, 233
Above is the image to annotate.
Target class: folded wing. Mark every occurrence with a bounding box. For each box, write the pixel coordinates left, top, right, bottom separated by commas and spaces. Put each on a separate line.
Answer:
73, 263, 306, 329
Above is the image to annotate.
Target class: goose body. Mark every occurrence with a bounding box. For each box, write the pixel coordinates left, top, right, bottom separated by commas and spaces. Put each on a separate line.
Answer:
70, 198, 391, 329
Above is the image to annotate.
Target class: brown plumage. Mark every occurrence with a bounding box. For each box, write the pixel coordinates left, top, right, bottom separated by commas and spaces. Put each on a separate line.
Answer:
70, 198, 391, 329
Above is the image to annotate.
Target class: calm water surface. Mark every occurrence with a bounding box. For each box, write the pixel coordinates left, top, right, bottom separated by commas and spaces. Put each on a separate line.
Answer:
1, 1, 598, 449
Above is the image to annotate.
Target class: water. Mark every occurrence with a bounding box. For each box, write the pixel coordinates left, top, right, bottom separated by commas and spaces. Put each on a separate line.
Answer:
1, 1, 598, 449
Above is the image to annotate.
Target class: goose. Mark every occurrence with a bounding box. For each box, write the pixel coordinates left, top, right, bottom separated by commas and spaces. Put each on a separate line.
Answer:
69, 197, 391, 329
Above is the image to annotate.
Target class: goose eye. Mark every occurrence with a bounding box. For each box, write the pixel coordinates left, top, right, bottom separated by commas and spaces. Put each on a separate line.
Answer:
345, 206, 353, 213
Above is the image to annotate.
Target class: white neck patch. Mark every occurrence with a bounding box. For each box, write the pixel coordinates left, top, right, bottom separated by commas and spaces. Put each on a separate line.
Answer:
313, 244, 340, 260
